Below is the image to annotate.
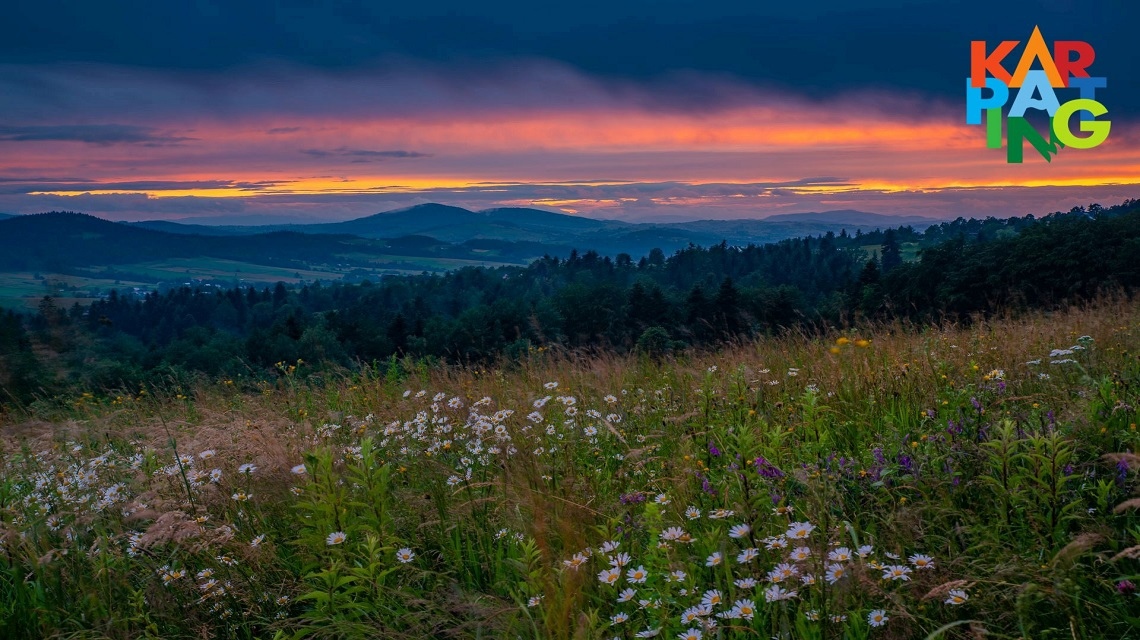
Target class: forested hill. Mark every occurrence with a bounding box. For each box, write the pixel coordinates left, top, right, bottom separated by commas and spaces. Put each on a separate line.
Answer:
2, 199, 1139, 401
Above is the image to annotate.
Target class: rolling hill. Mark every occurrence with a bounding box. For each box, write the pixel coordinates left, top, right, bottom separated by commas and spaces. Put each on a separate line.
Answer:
130, 204, 943, 253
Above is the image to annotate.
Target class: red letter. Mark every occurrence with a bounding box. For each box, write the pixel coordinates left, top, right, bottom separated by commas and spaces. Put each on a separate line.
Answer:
1054, 41, 1095, 86
972, 40, 1018, 88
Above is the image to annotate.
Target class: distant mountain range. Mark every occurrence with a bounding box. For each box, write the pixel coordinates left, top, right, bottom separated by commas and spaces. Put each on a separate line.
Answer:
128, 204, 944, 255
0, 206, 945, 287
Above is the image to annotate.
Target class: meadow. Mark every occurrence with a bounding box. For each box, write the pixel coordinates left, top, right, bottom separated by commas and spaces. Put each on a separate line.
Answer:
1, 299, 1138, 639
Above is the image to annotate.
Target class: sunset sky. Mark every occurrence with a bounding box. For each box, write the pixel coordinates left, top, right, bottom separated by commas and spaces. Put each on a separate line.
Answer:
2, 0, 1139, 223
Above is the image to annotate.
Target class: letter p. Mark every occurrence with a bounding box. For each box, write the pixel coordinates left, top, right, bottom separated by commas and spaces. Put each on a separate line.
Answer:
966, 77, 1009, 125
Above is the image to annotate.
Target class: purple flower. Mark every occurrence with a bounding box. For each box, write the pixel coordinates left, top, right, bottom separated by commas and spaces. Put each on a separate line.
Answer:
898, 454, 914, 475
1117, 580, 1136, 595
619, 492, 646, 505
1063, 463, 1075, 477
1116, 458, 1131, 484
708, 442, 721, 457
754, 456, 784, 479
970, 397, 982, 412
947, 420, 963, 436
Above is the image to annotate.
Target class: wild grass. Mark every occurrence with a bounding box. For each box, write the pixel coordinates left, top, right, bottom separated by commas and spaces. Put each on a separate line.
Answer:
1, 298, 1139, 639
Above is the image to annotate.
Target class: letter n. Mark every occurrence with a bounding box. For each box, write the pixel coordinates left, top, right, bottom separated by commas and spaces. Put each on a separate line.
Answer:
1007, 117, 1065, 163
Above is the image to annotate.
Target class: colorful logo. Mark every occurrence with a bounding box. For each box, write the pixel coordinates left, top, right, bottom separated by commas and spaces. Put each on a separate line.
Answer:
966, 26, 1109, 163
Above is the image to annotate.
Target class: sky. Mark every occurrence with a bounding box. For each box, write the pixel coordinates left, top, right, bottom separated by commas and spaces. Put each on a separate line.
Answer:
1, 0, 1139, 223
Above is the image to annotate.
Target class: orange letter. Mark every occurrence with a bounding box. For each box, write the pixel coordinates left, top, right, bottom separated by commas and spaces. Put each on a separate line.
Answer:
972, 40, 1018, 88
1010, 26, 1063, 88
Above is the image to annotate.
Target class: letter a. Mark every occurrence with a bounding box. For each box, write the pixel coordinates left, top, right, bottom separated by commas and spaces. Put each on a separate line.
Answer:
1010, 26, 1064, 88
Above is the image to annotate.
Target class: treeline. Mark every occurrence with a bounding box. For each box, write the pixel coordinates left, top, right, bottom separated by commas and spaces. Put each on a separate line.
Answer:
2, 199, 1139, 403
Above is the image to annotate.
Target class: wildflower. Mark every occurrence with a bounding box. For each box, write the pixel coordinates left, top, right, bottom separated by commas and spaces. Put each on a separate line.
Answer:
868, 609, 889, 627
563, 553, 588, 570
909, 553, 935, 569
326, 531, 347, 546
668, 569, 687, 582
786, 521, 815, 540
827, 547, 851, 562
275, 595, 289, 606
196, 569, 214, 580
856, 544, 874, 558
830, 614, 848, 623
825, 564, 847, 584
767, 563, 799, 583
944, 589, 969, 605
705, 552, 722, 567
736, 548, 759, 564
238, 463, 257, 475
790, 546, 811, 561
598, 568, 621, 585
395, 548, 415, 563
685, 506, 701, 520
800, 573, 817, 586
676, 629, 703, 640
291, 464, 306, 475
805, 610, 820, 621
1115, 580, 1136, 595
708, 508, 734, 520
654, 493, 670, 505
763, 584, 797, 602
635, 629, 661, 638
881, 565, 912, 581
660, 527, 686, 542
609, 552, 631, 567
209, 469, 223, 483
527, 595, 543, 607
618, 587, 636, 602
884, 551, 900, 560
627, 566, 649, 583
250, 534, 266, 548
544, 381, 558, 390
700, 589, 723, 607
601, 540, 620, 553
198, 449, 216, 460
731, 598, 756, 620
231, 491, 251, 502
734, 577, 757, 588
728, 523, 751, 539
764, 535, 788, 550
610, 612, 629, 625
772, 504, 794, 516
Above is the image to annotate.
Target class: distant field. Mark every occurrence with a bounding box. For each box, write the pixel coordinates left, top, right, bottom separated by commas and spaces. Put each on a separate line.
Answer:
344, 252, 526, 271
90, 257, 344, 284
0, 272, 153, 310
857, 241, 921, 262
0, 253, 530, 309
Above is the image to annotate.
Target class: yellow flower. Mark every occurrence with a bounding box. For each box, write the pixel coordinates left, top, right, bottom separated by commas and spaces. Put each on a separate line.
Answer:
855, 339, 870, 348
836, 337, 850, 346
829, 347, 841, 354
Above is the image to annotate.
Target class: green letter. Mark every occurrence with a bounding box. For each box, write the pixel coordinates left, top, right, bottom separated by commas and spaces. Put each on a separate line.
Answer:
1052, 98, 1110, 149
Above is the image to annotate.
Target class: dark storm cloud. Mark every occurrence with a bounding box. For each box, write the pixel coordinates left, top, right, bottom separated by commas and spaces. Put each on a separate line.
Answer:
2, 1, 1137, 114
0, 124, 193, 145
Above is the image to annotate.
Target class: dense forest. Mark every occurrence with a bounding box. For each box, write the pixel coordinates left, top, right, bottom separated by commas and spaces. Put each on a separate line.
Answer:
2, 199, 1139, 405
